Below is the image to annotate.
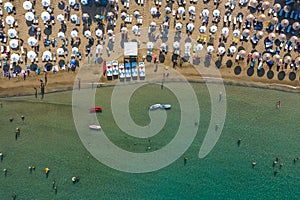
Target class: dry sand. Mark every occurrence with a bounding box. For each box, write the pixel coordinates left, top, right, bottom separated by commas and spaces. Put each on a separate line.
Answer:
0, 0, 299, 97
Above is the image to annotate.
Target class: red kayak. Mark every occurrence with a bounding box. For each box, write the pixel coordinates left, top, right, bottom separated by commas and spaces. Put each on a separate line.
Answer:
89, 107, 102, 113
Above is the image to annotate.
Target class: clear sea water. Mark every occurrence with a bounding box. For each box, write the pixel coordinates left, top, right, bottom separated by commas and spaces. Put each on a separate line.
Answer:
1, 83, 300, 199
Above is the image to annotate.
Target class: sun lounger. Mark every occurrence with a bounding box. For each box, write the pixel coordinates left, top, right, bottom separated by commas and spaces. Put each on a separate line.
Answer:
106, 61, 113, 77
112, 60, 119, 76
290, 10, 295, 19
278, 9, 284, 17
286, 0, 294, 5
287, 25, 292, 33
119, 63, 125, 78
125, 62, 131, 78
131, 62, 138, 77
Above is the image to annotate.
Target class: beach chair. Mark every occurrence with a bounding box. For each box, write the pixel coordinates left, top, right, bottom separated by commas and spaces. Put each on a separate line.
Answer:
140, 0, 144, 6
278, 9, 284, 17
125, 62, 131, 78
287, 25, 292, 33
21, 46, 25, 55
286, 0, 294, 5
138, 62, 145, 78
290, 10, 295, 19
131, 61, 138, 77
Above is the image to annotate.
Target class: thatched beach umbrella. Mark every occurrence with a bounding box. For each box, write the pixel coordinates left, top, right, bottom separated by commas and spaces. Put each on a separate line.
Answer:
257, 14, 266, 22
295, 57, 300, 65
25, 12, 34, 21
293, 22, 300, 31
199, 26, 206, 33
42, 0, 50, 7
57, 14, 64, 22
178, 7, 185, 14
187, 23, 195, 31
4, 2, 13, 12
134, 10, 140, 18
57, 48, 64, 56
213, 9, 220, 17
218, 46, 226, 54
202, 9, 209, 17
229, 46, 237, 53
246, 14, 255, 22
8, 28, 17, 38
207, 45, 214, 53
249, 0, 258, 8
11, 53, 20, 63
256, 31, 264, 39
263, 53, 271, 61
273, 4, 281, 12
28, 37, 37, 46
5, 16, 15, 25
150, 7, 157, 15
242, 29, 250, 37
9, 39, 18, 48
176, 22, 182, 30
210, 25, 218, 33
57, 32, 65, 39
95, 29, 103, 37
23, 1, 32, 10
270, 17, 278, 25
280, 19, 289, 28
262, 1, 270, 10
284, 55, 291, 64
278, 33, 286, 42
165, 7, 171, 14
273, 54, 281, 62
27, 50, 37, 61
290, 36, 298, 44
41, 11, 50, 22
268, 33, 276, 41
252, 52, 260, 59
222, 27, 229, 35
188, 6, 196, 14
84, 30, 91, 38
283, 5, 291, 13
233, 29, 240, 37
239, 50, 247, 58
70, 30, 78, 38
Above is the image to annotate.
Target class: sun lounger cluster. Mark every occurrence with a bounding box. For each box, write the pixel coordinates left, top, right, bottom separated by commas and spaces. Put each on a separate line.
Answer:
105, 60, 145, 80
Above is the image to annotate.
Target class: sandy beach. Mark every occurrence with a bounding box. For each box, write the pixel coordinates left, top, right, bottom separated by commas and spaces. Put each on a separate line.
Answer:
0, 0, 299, 97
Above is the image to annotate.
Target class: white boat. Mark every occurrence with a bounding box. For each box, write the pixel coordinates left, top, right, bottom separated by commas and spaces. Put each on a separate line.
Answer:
112, 60, 119, 76
160, 104, 171, 109
119, 63, 125, 78
149, 104, 161, 110
139, 62, 145, 77
89, 125, 101, 130
106, 61, 113, 77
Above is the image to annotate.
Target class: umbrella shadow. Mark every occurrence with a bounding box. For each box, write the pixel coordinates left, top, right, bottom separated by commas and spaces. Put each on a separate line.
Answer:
278, 71, 285, 80
257, 68, 265, 77
26, 21, 33, 27
44, 25, 53, 36
28, 28, 36, 36
289, 72, 296, 81
267, 70, 274, 79
226, 60, 233, 68
204, 55, 212, 67
247, 67, 254, 76
234, 66, 242, 75
159, 53, 165, 63
58, 2, 65, 10
215, 57, 223, 68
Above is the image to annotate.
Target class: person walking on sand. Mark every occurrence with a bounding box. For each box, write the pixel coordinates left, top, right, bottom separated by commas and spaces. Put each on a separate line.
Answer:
44, 72, 48, 85
41, 83, 45, 100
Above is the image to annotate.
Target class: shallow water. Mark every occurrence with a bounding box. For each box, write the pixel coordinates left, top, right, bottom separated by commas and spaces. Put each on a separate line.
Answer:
0, 83, 300, 199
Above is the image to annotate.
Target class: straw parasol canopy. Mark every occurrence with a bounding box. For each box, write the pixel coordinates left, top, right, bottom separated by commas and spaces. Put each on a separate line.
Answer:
256, 31, 264, 39
213, 9, 220, 17
9, 39, 19, 48
273, 54, 281, 62
249, 0, 258, 8
262, 1, 270, 10
295, 57, 300, 65
42, 0, 51, 7
222, 27, 229, 35
242, 29, 250, 37
41, 11, 50, 22
218, 46, 226, 54
290, 36, 298, 44
57, 14, 65, 22
84, 30, 91, 38
57, 48, 64, 56
72, 47, 79, 54
268, 33, 276, 41
11, 53, 20, 63
246, 14, 255, 22
233, 29, 240, 37
210, 25, 218, 33
28, 37, 37, 46
257, 14, 266, 22
42, 51, 52, 60
270, 17, 278, 25
27, 51, 37, 61
71, 30, 78, 38
283, 5, 291, 13
207, 45, 214, 53
278, 33, 286, 42
199, 26, 206, 33
70, 14, 78, 22
284, 55, 291, 64
23, 1, 32, 10
252, 52, 260, 59
5, 16, 15, 25
293, 22, 300, 31
273, 4, 281, 12
239, 50, 247, 58
187, 23, 195, 31
263, 53, 271, 61
229, 46, 237, 53
165, 7, 171, 14
4, 2, 13, 12
25, 12, 34, 21
150, 7, 157, 15
8, 28, 17, 38
58, 32, 65, 39
178, 7, 185, 14
134, 10, 140, 18
95, 29, 103, 37
280, 19, 289, 28
202, 9, 209, 17
188, 6, 196, 14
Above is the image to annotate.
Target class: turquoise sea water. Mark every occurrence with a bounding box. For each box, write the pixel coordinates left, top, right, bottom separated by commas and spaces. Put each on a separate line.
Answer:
1, 83, 300, 199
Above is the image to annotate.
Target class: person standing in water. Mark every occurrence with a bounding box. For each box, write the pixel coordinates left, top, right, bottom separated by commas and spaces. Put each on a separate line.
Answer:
34, 87, 38, 99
